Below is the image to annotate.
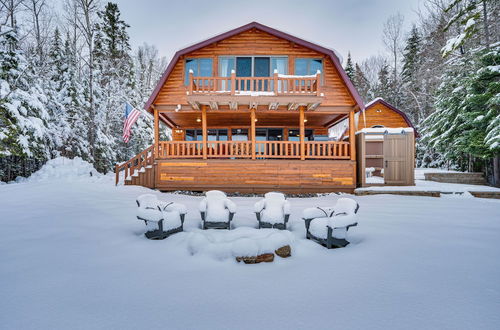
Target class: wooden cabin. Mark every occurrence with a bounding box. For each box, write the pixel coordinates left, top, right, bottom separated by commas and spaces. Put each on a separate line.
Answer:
116, 22, 366, 193
330, 98, 418, 140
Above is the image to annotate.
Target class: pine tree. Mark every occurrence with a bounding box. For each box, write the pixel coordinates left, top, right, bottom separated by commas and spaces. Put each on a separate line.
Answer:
402, 25, 421, 83
401, 25, 423, 123
421, 44, 499, 173
441, 0, 499, 56
0, 28, 50, 160
373, 63, 392, 101
344, 52, 355, 82
352, 63, 371, 102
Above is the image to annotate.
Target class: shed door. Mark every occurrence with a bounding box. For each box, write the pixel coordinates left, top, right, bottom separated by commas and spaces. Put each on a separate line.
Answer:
383, 134, 407, 185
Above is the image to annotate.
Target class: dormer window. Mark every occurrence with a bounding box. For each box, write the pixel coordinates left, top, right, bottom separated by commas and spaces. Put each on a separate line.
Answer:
184, 58, 213, 85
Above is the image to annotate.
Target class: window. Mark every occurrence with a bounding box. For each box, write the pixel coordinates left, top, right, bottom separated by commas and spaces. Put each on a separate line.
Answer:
288, 129, 314, 141
184, 58, 213, 85
294, 58, 323, 75
255, 128, 283, 141
185, 129, 227, 141
218, 56, 288, 77
231, 128, 248, 141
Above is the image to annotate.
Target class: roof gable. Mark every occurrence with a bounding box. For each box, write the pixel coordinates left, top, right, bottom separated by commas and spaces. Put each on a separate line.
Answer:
145, 21, 364, 111
364, 98, 419, 137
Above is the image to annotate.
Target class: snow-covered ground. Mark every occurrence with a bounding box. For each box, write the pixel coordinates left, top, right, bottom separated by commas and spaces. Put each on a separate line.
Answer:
1, 159, 500, 330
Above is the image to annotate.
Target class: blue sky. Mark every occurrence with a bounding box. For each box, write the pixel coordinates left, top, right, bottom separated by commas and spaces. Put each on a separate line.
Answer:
111, 0, 423, 65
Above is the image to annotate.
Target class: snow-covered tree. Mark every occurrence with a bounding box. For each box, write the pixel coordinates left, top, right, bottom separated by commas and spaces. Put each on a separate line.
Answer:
344, 52, 355, 82
352, 63, 371, 102
421, 44, 499, 177
0, 27, 50, 161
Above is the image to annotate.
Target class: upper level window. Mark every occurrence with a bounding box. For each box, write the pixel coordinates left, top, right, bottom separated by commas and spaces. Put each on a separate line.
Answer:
294, 58, 323, 76
185, 58, 213, 85
219, 56, 288, 77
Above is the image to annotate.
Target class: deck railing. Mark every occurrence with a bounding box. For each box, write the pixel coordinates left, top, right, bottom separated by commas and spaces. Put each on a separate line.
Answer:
256, 141, 301, 159
156, 141, 349, 160
305, 141, 350, 159
188, 71, 321, 96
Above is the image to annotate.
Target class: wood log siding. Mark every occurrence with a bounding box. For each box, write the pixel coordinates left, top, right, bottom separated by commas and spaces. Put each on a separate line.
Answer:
153, 29, 355, 107
357, 103, 410, 130
156, 141, 349, 160
155, 159, 356, 193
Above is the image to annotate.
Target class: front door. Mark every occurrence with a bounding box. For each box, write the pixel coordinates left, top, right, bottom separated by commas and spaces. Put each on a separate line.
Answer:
383, 134, 407, 185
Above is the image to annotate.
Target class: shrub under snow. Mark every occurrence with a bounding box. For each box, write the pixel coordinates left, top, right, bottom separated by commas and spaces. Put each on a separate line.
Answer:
15, 157, 104, 183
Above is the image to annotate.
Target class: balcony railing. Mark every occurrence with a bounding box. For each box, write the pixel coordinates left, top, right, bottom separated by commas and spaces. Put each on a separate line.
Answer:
188, 71, 322, 97
157, 140, 350, 160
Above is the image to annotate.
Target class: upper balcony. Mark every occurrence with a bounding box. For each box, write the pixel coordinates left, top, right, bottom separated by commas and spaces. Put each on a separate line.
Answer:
186, 70, 324, 111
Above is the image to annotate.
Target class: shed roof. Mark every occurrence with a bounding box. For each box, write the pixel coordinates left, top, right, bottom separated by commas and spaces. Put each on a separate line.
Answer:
144, 21, 364, 112
365, 98, 418, 137
329, 98, 419, 139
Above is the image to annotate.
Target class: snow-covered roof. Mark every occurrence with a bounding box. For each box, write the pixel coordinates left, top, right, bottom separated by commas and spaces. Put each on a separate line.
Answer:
365, 97, 384, 109
358, 127, 414, 134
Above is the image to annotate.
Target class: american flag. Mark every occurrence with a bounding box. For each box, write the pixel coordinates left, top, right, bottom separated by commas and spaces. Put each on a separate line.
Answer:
123, 102, 141, 143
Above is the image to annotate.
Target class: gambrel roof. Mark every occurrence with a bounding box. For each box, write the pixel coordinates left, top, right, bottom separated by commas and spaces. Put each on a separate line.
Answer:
145, 21, 365, 111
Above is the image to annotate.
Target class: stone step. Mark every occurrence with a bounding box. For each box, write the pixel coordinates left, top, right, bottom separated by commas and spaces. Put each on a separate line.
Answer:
424, 172, 487, 185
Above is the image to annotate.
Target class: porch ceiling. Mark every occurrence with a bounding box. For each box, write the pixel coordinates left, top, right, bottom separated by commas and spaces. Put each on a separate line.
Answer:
161, 111, 345, 128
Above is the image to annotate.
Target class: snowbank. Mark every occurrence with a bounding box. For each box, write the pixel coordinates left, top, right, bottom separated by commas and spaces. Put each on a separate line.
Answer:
14, 157, 109, 183
1, 179, 500, 329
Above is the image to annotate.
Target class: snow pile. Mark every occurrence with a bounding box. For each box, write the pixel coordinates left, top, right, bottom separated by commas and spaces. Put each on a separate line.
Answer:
187, 227, 294, 260
16, 157, 104, 183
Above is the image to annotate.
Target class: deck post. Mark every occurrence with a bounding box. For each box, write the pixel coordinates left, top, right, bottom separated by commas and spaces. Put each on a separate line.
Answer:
300, 106, 305, 160
349, 109, 356, 160
273, 70, 278, 94
230, 70, 236, 95
316, 70, 322, 96
251, 108, 256, 160
115, 164, 119, 186
202, 105, 207, 160
154, 106, 159, 159
188, 70, 194, 95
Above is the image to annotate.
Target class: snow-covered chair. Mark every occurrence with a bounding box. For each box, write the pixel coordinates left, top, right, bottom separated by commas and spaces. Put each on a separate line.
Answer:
254, 192, 291, 230
136, 194, 187, 240
302, 198, 359, 248
199, 190, 236, 230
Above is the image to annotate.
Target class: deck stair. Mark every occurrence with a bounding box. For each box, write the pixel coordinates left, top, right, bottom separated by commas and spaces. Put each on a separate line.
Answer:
115, 145, 155, 188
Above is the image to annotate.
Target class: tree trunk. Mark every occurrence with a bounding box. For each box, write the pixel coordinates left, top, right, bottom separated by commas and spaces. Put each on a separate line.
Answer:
483, 0, 490, 49
493, 155, 500, 187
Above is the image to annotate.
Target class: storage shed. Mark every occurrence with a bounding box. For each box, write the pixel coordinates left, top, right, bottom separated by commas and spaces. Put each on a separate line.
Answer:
356, 128, 415, 187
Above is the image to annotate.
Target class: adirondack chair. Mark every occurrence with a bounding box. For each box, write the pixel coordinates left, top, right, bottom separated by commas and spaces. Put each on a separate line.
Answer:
136, 194, 186, 239
302, 198, 359, 248
254, 192, 291, 229
199, 190, 236, 230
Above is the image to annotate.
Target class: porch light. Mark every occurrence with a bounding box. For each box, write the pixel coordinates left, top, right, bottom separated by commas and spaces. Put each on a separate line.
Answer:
196, 118, 201, 122
304, 119, 308, 123
254, 118, 258, 122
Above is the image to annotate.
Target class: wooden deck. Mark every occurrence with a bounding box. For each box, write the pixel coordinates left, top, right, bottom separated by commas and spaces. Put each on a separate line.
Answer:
155, 159, 356, 193
115, 143, 356, 193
